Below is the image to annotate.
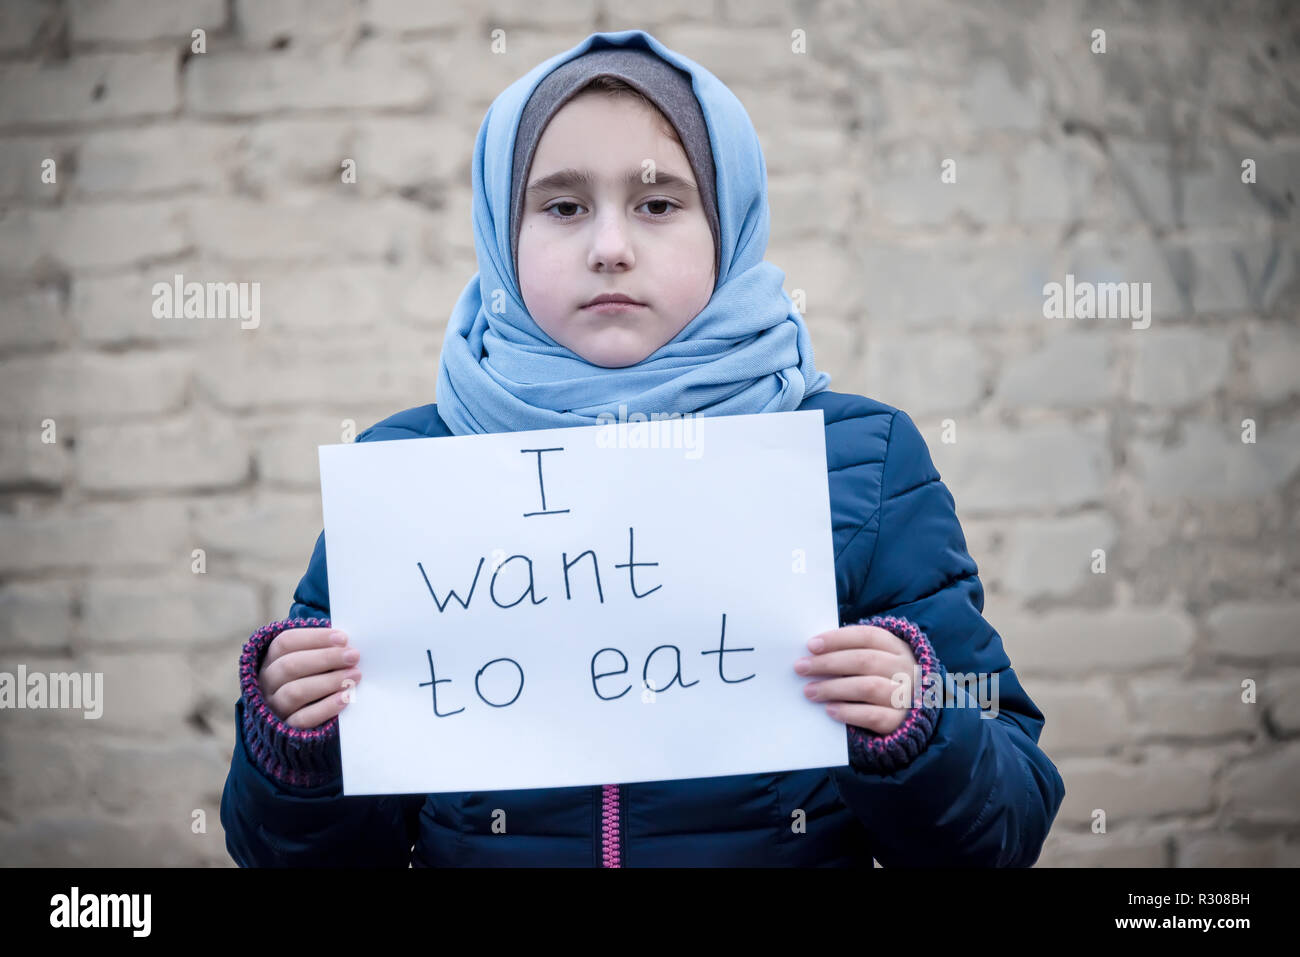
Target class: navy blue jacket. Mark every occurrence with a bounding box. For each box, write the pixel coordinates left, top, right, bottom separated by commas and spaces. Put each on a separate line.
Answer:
220, 390, 1065, 866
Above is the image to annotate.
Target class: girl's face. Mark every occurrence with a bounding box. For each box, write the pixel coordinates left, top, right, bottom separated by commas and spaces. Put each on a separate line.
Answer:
517, 93, 717, 369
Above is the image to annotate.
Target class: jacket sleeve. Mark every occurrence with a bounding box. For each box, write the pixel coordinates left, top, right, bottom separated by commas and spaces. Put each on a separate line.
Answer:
219, 603, 426, 867
220, 428, 429, 866
826, 409, 1066, 867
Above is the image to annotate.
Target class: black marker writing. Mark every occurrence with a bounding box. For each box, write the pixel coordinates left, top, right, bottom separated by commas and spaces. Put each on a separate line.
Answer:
419, 649, 464, 717
563, 550, 604, 603
614, 526, 661, 598
700, 613, 755, 683
420, 613, 755, 716
521, 447, 570, 518
590, 648, 630, 701
419, 652, 526, 715
475, 658, 524, 707
643, 645, 701, 691
490, 554, 547, 608
417, 558, 483, 612
587, 614, 755, 701
416, 526, 656, 612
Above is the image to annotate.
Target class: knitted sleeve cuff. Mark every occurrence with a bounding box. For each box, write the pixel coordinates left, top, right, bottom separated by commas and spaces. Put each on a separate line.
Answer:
238, 616, 343, 790
842, 614, 943, 775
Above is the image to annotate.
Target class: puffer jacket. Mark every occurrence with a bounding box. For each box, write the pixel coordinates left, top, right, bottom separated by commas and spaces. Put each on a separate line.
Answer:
220, 389, 1065, 867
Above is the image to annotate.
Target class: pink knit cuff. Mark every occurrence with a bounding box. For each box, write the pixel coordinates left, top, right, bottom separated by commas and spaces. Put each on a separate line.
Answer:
238, 616, 342, 790
842, 614, 943, 775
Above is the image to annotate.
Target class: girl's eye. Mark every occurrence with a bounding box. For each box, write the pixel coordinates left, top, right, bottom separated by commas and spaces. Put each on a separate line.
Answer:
543, 199, 679, 220
639, 199, 677, 217
547, 201, 584, 219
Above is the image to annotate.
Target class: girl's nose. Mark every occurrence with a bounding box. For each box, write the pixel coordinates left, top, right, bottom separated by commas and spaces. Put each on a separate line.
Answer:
587, 212, 635, 271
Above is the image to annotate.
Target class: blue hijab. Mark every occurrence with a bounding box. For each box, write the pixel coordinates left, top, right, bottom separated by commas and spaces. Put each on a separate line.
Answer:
434, 29, 831, 436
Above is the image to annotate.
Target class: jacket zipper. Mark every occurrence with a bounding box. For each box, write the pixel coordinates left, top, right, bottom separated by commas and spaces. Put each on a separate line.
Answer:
600, 784, 622, 867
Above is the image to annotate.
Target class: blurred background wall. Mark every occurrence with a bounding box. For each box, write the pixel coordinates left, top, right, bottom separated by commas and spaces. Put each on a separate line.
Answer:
0, 0, 1297, 866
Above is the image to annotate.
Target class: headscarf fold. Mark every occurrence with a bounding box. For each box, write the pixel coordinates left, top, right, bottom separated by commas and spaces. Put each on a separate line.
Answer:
434, 29, 831, 436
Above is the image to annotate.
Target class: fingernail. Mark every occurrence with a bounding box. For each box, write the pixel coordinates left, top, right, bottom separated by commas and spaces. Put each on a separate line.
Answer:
808, 637, 825, 652
343, 648, 360, 664
330, 631, 347, 644
794, 658, 810, 673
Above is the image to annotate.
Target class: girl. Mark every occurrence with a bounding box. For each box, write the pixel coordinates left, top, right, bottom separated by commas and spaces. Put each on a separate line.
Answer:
220, 29, 1065, 867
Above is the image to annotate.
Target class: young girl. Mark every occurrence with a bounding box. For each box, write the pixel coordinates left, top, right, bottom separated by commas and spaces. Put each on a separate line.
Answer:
220, 29, 1065, 867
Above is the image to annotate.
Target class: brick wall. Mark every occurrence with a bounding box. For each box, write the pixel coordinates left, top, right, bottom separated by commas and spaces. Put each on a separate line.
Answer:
0, 0, 1297, 866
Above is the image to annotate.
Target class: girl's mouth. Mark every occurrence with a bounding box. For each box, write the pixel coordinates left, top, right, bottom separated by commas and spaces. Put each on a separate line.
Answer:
581, 302, 647, 314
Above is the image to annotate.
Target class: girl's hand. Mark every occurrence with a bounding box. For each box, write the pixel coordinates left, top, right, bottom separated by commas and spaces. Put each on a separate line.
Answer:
794, 624, 920, 736
259, 627, 362, 729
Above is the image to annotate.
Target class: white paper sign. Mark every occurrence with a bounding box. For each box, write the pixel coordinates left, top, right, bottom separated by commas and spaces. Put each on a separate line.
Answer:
319, 409, 846, 795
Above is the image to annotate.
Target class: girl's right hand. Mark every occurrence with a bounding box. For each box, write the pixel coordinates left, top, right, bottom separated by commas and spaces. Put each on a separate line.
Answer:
258, 627, 362, 729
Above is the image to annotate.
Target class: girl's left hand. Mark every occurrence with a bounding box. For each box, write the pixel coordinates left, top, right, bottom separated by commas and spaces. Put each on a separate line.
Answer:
794, 624, 919, 736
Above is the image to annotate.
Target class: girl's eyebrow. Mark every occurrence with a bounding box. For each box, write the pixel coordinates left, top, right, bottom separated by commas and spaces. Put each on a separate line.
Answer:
525, 167, 699, 196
